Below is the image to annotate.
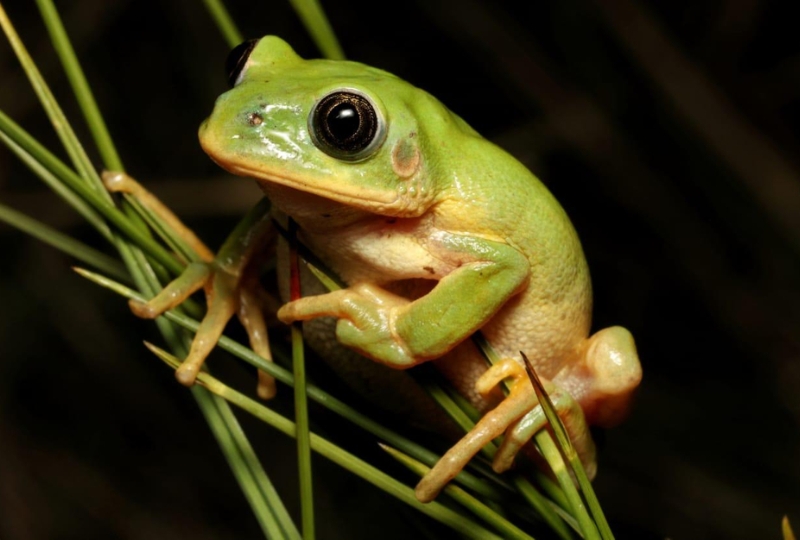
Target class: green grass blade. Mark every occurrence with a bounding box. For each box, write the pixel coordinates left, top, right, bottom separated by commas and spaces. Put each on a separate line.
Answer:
522, 353, 612, 539
535, 432, 599, 540
34, 0, 206, 269
288, 218, 315, 539
0, 111, 183, 274
0, 203, 127, 282
149, 344, 506, 540
382, 445, 535, 540
473, 333, 580, 537
202, 0, 243, 48
512, 478, 577, 540
0, 124, 112, 240
414, 370, 484, 436
288, 0, 345, 60
194, 386, 301, 540
72, 267, 510, 503
35, 0, 123, 171
0, 3, 104, 194
7, 6, 288, 534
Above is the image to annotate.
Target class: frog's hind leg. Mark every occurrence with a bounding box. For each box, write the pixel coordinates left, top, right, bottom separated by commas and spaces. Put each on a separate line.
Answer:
414, 368, 534, 502
415, 357, 595, 502
103, 171, 278, 396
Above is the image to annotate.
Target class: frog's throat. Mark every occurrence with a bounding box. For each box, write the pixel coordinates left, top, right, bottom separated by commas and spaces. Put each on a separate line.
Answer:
227, 162, 427, 217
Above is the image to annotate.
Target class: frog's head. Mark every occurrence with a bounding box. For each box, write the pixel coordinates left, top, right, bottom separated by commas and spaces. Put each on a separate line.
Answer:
199, 36, 471, 220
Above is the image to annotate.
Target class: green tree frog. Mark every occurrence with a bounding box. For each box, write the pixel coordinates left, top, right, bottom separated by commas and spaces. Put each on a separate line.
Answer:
125, 35, 642, 503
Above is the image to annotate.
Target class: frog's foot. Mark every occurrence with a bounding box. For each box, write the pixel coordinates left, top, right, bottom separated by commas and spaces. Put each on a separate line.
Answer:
415, 357, 595, 503
575, 326, 642, 427
277, 283, 420, 368
238, 272, 277, 399
104, 171, 277, 396
129, 250, 277, 396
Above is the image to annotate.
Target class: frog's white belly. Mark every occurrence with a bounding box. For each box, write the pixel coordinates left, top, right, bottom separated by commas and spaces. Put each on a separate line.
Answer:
291, 214, 593, 413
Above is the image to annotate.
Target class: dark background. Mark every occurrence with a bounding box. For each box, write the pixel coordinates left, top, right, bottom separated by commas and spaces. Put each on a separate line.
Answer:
1, 0, 799, 538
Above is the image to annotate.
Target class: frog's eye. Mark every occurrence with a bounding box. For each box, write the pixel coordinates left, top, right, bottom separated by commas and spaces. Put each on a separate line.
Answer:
309, 91, 386, 161
226, 39, 260, 87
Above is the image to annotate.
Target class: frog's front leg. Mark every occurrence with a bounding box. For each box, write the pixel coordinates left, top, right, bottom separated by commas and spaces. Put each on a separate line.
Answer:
103, 172, 278, 398
277, 232, 531, 368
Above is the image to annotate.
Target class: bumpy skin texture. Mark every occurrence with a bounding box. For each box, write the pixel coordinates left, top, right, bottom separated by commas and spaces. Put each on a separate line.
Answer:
199, 36, 643, 501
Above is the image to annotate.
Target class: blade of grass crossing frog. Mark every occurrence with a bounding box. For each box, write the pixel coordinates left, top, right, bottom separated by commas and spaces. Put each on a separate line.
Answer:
412, 369, 487, 437
288, 218, 315, 540
522, 352, 608, 540
521, 353, 613, 538
247, 219, 583, 536
288, 0, 345, 60
119, 216, 296, 540
201, 0, 243, 48
148, 343, 506, 540
73, 267, 511, 504
0, 204, 128, 282
473, 333, 579, 534
277, 223, 555, 515
272, 217, 346, 290
74, 266, 576, 540
381, 445, 536, 540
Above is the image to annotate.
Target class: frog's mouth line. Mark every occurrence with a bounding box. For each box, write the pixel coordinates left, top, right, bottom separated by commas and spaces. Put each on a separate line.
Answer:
218, 160, 413, 217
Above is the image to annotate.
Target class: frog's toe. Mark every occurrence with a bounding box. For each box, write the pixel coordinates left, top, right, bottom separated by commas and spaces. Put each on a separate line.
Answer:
276, 291, 346, 323
475, 357, 525, 396
175, 362, 201, 386
129, 298, 159, 319
129, 262, 212, 320
492, 405, 547, 473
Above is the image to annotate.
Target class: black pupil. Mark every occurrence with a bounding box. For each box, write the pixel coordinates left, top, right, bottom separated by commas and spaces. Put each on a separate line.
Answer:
312, 92, 378, 158
328, 103, 361, 141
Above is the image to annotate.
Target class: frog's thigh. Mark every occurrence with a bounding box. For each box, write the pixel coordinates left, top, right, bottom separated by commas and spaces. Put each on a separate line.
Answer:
579, 326, 642, 427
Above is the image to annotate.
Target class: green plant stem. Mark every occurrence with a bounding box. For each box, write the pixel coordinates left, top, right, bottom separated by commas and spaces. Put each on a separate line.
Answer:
0, 111, 183, 275
197, 387, 301, 540
0, 203, 127, 282
382, 445, 535, 540
150, 344, 506, 540
536, 432, 600, 540
74, 267, 510, 503
287, 0, 345, 60
522, 352, 611, 538
512, 477, 576, 540
202, 0, 243, 48
288, 218, 315, 539
0, 126, 112, 241
35, 0, 123, 171
0, 2, 102, 193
